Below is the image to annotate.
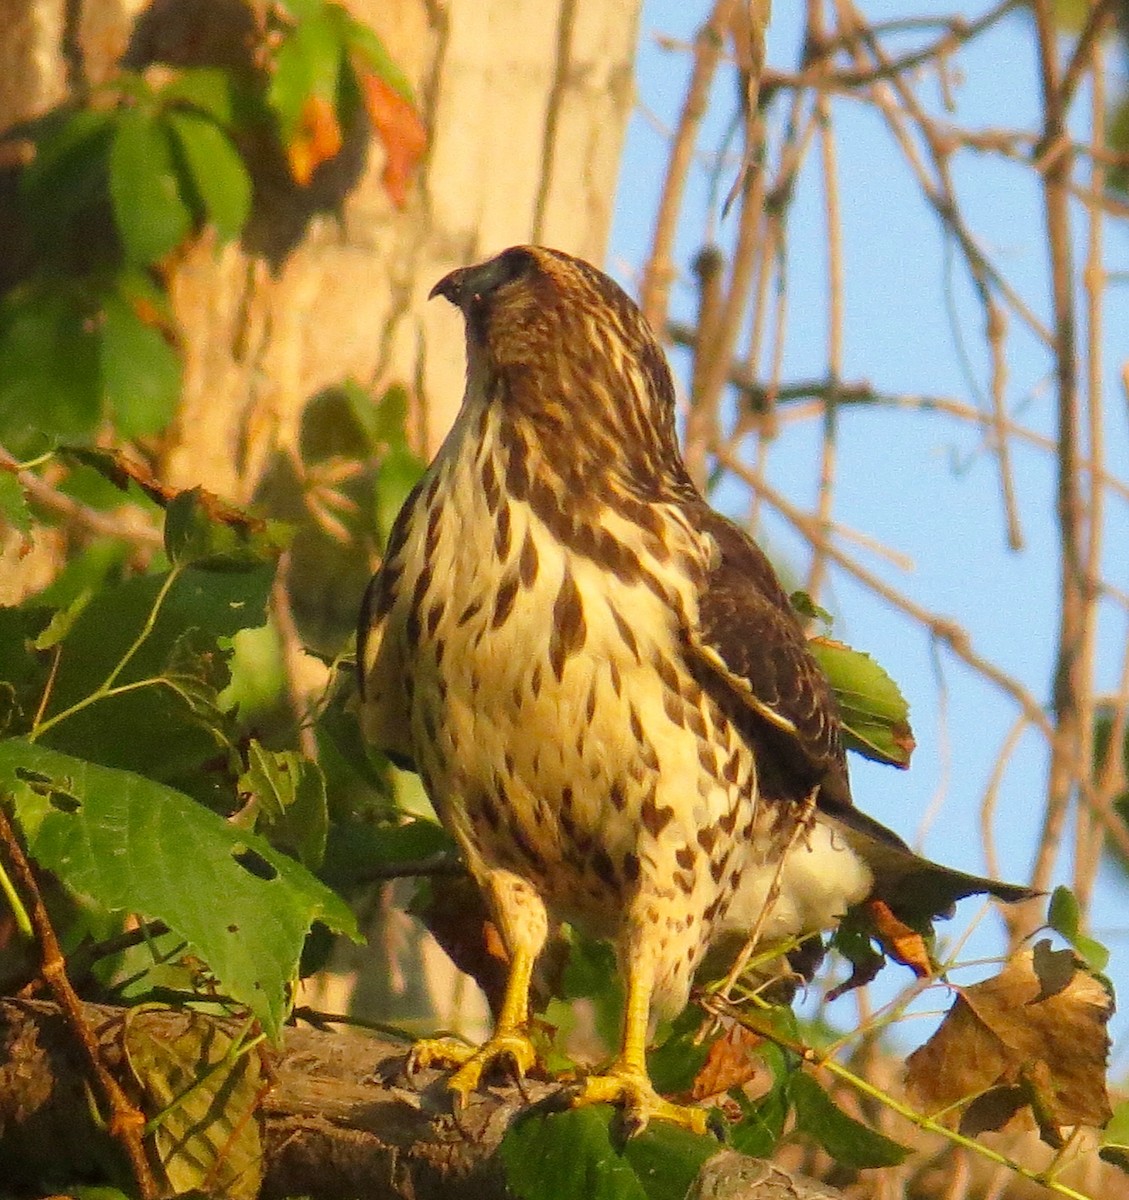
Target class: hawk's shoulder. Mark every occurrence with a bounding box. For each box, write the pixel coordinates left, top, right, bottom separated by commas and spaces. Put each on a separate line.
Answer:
683, 506, 852, 811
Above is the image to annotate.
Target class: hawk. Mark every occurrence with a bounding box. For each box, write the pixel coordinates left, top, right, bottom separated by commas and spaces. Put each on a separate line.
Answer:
357, 245, 1033, 1133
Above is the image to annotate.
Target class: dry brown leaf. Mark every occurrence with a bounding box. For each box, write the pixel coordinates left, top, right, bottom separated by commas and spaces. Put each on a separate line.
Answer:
905, 941, 1113, 1146
868, 898, 932, 977
286, 94, 343, 186
358, 69, 426, 208
691, 1022, 765, 1101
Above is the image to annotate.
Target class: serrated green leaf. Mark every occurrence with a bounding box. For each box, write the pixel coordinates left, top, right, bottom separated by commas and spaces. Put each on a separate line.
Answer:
809, 638, 915, 768
500, 1106, 648, 1200
1073, 932, 1110, 974
34, 563, 274, 789
1, 739, 358, 1037
788, 1071, 910, 1169
99, 283, 181, 438
164, 488, 287, 570
239, 739, 328, 868
110, 107, 194, 264
166, 109, 252, 239
0, 281, 101, 454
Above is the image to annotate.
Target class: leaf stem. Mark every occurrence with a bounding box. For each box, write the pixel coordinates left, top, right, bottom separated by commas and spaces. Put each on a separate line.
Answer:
0, 855, 34, 939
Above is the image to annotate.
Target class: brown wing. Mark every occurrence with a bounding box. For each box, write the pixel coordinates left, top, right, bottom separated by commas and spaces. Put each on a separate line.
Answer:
683, 507, 853, 813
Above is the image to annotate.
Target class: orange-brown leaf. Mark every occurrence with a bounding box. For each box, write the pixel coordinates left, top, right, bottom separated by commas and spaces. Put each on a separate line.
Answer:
905, 943, 1113, 1146
868, 899, 932, 977
286, 94, 343, 186
358, 69, 426, 208
691, 1023, 765, 1101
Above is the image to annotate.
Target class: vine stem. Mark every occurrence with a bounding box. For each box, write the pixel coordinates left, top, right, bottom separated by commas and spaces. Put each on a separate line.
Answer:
705, 995, 1100, 1200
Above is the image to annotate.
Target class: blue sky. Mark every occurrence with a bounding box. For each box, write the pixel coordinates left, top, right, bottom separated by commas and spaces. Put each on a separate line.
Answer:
609, 1, 1129, 1056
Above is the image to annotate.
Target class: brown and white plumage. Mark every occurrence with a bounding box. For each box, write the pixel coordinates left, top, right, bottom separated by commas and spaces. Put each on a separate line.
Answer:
358, 245, 1032, 1131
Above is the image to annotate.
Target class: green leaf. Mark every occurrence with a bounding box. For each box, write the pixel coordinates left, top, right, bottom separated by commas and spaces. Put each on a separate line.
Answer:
0, 471, 30, 535
109, 107, 194, 264
159, 67, 243, 127
560, 930, 622, 1054
164, 488, 289, 570
320, 816, 453, 890
789, 589, 832, 628
788, 1071, 910, 1169
500, 1107, 648, 1200
1046, 885, 1110, 973
1, 739, 359, 1037
808, 638, 915, 768
267, 5, 344, 138
1048, 884, 1081, 941
369, 383, 413, 448
375, 443, 426, 547
0, 281, 101, 454
647, 1006, 712, 1097
0, 607, 54, 737
730, 1082, 788, 1157
621, 1121, 718, 1200
99, 278, 181, 438
34, 562, 274, 788
20, 107, 114, 246
166, 109, 252, 239
238, 739, 328, 868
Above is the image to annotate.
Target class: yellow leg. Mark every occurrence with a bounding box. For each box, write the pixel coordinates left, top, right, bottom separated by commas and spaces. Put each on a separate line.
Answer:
409, 870, 543, 1103
573, 955, 708, 1135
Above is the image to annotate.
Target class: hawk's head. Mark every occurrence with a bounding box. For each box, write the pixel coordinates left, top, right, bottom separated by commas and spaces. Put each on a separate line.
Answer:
430, 246, 693, 499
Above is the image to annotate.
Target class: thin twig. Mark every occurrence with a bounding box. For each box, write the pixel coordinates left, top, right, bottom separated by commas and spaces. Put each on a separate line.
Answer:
0, 445, 163, 549
717, 447, 1053, 739
1030, 0, 1084, 905
0, 806, 158, 1198
641, 0, 740, 329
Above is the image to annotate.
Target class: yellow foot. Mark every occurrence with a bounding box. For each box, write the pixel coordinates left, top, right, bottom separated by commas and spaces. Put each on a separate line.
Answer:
409, 1031, 539, 1105
573, 1064, 708, 1135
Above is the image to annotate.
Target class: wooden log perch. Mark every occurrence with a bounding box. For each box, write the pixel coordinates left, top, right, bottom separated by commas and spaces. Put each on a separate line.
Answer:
0, 998, 845, 1199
